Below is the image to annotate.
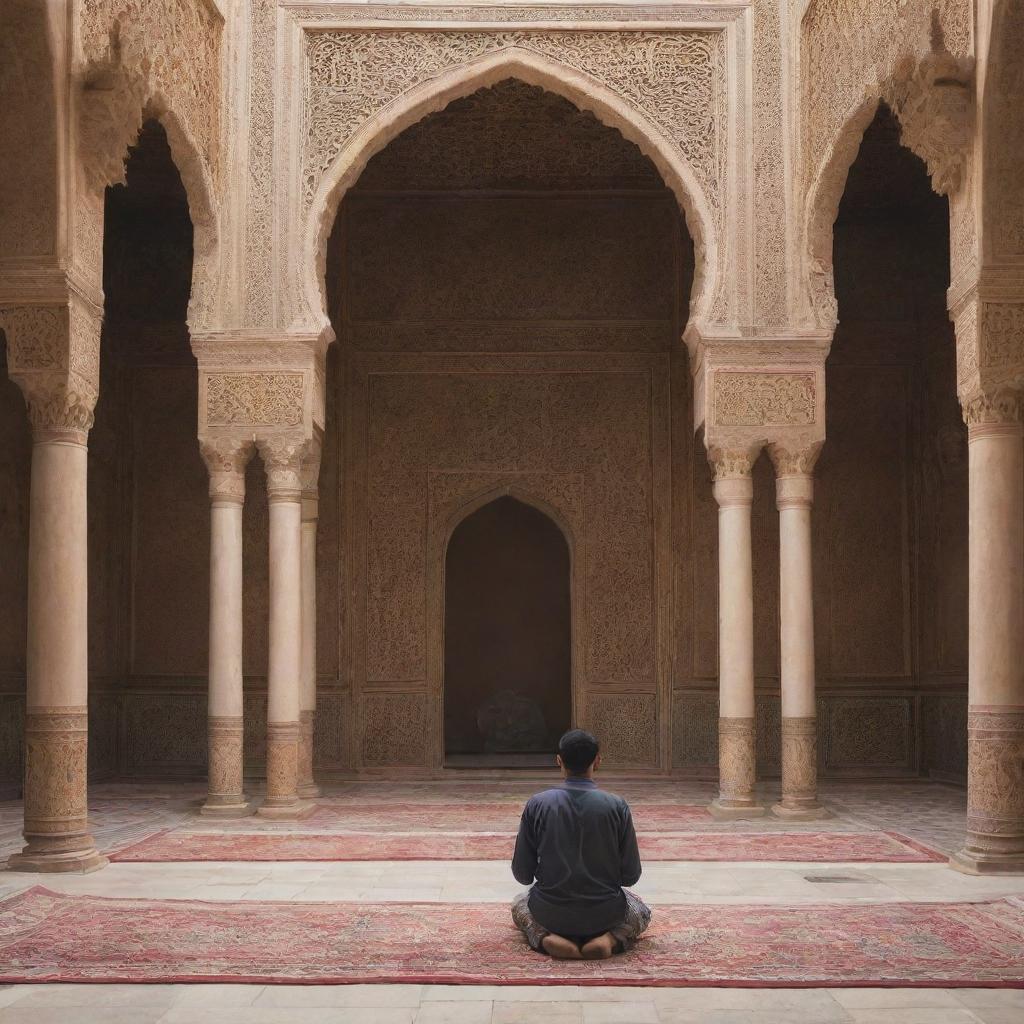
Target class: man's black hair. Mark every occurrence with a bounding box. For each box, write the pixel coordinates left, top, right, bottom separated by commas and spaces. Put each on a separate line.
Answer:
558, 729, 600, 775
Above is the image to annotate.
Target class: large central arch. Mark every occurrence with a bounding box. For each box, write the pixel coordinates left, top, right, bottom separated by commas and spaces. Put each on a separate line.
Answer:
302, 46, 718, 336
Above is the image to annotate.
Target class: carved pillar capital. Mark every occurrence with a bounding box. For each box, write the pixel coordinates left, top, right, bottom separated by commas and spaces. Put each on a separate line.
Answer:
0, 300, 100, 444
708, 445, 758, 508
962, 387, 1024, 438
708, 443, 759, 480
300, 435, 322, 521
200, 437, 255, 504
258, 435, 308, 501
19, 382, 96, 445
769, 442, 822, 509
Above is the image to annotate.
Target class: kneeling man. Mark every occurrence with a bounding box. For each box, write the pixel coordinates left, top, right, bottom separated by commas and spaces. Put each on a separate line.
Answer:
511, 729, 651, 959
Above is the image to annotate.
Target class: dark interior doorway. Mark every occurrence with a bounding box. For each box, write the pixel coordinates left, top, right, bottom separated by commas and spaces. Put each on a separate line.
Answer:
444, 496, 571, 767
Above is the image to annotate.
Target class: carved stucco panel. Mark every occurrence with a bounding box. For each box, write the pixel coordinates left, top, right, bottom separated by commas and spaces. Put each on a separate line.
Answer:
204, 372, 305, 428
78, 0, 223, 185
302, 29, 723, 217
712, 371, 816, 428
585, 692, 657, 767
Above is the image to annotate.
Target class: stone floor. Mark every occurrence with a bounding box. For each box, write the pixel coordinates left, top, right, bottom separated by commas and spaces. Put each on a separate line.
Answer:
1, 779, 1022, 1023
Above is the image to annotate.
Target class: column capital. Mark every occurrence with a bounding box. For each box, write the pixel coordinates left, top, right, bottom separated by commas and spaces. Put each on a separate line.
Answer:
300, 435, 322, 520
768, 442, 822, 509
200, 436, 255, 504
708, 443, 760, 483
962, 387, 1024, 437
258, 434, 308, 500
0, 298, 101, 444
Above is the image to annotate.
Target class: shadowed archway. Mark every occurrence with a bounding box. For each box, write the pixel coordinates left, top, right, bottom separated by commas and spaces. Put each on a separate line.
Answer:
444, 496, 571, 767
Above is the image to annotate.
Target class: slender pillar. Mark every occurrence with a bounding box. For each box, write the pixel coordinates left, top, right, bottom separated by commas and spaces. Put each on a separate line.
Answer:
709, 449, 765, 818
200, 438, 255, 818
257, 436, 315, 819
8, 388, 106, 872
769, 444, 829, 820
952, 390, 1024, 873
297, 440, 321, 799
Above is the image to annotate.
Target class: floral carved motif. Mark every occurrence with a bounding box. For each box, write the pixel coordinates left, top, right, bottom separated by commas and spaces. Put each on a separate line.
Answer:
966, 709, 1024, 838
980, 304, 1024, 372
78, 0, 222, 186
780, 717, 818, 803
302, 29, 723, 221
713, 372, 816, 428
0, 307, 66, 374
206, 373, 305, 428
258, 435, 309, 495
200, 437, 255, 502
718, 717, 757, 800
961, 388, 1024, 429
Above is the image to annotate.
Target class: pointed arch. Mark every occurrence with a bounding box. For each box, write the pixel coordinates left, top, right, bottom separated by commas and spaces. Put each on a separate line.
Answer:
442, 481, 576, 565
302, 46, 717, 334
802, 96, 882, 328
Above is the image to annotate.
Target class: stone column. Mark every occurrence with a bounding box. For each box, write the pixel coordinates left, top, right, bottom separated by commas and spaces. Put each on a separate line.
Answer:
199, 438, 255, 818
709, 449, 764, 818
952, 389, 1024, 873
8, 386, 106, 872
298, 440, 321, 799
257, 436, 315, 819
768, 444, 829, 820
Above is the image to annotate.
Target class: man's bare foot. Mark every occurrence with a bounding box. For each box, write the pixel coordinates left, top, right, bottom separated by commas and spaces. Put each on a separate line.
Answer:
580, 932, 616, 960
541, 934, 583, 959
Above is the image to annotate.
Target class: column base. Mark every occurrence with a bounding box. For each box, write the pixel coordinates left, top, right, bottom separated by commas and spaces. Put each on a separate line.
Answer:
297, 781, 322, 799
200, 797, 256, 819
949, 848, 1024, 875
772, 801, 832, 822
8, 845, 108, 874
708, 797, 766, 820
257, 799, 317, 821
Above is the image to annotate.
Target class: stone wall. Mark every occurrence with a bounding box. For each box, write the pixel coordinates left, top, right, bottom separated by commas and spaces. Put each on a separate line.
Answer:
0, 84, 969, 785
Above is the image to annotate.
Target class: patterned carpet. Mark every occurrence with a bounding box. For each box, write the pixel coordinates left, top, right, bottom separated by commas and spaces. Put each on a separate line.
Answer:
109, 828, 944, 862
1, 887, 1021, 987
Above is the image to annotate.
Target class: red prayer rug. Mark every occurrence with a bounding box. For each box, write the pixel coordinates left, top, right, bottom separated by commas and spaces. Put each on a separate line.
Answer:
110, 829, 944, 863
305, 802, 713, 832
0, 887, 1021, 987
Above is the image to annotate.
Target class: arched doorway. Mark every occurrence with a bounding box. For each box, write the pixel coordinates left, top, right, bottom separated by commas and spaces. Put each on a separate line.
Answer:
444, 496, 571, 768
821, 103, 965, 778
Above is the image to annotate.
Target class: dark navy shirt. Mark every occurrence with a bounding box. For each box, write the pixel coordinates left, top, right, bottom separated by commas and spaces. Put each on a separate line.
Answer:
511, 778, 642, 937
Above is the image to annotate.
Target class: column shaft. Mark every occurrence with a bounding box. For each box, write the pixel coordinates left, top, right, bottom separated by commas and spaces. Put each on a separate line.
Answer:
771, 460, 828, 820
952, 396, 1024, 873
259, 437, 314, 819
298, 501, 320, 799
710, 467, 763, 818
200, 438, 253, 817
9, 435, 105, 872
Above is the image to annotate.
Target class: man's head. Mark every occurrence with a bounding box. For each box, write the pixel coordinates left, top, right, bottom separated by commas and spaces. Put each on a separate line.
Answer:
556, 729, 601, 777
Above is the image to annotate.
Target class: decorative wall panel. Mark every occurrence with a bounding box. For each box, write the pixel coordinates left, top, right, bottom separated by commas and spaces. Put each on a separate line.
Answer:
362, 693, 428, 767
585, 693, 658, 768
124, 693, 206, 776
822, 696, 914, 774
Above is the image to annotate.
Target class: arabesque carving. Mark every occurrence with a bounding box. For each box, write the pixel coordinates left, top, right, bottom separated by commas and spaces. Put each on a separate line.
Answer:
302, 30, 722, 215
801, 1, 973, 326
200, 437, 255, 503
714, 372, 816, 428
206, 373, 305, 428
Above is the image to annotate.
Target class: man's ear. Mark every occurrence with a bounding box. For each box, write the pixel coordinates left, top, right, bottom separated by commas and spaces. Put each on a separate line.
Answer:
593, 753, 602, 771
556, 754, 564, 770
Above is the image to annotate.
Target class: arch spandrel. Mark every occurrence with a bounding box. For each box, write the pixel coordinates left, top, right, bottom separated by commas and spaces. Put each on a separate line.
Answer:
73, 1, 224, 332
296, 40, 724, 340
800, 1, 975, 330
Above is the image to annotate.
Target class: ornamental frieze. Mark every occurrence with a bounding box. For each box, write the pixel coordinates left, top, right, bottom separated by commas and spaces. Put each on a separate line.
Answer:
712, 371, 816, 428
204, 372, 305, 428
301, 29, 724, 220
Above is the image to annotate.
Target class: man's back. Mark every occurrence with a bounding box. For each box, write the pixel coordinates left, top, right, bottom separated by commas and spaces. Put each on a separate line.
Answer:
511, 777, 641, 938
